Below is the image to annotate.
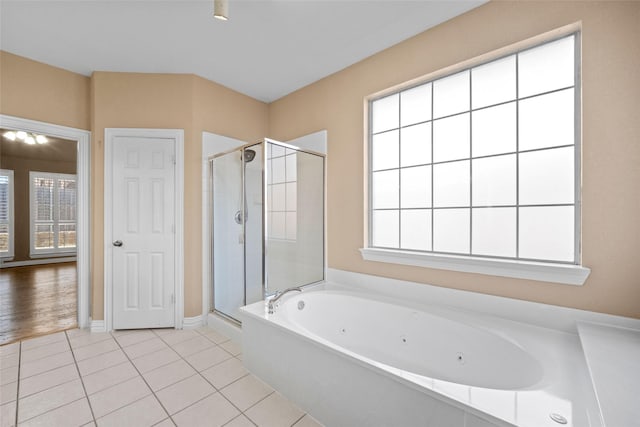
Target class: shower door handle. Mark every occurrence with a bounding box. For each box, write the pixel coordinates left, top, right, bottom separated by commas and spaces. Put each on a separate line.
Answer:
113, 240, 123, 247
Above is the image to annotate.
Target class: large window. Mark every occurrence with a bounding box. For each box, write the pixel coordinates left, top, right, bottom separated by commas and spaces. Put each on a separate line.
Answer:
368, 33, 583, 276
30, 171, 77, 256
0, 169, 14, 259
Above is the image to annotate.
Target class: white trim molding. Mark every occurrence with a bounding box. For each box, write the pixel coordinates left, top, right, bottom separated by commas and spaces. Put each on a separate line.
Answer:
104, 128, 184, 331
0, 257, 77, 268
182, 315, 205, 329
360, 248, 590, 286
90, 319, 106, 333
0, 114, 91, 328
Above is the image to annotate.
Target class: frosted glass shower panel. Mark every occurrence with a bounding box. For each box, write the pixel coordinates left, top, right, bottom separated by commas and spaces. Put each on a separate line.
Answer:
266, 143, 324, 295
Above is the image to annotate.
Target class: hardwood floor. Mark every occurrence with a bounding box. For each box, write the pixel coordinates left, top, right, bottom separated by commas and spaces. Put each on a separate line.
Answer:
0, 262, 77, 345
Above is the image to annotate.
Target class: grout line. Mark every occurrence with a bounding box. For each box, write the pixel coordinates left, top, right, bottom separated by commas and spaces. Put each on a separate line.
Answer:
18, 368, 80, 400
290, 413, 307, 427
13, 341, 21, 426
65, 330, 98, 425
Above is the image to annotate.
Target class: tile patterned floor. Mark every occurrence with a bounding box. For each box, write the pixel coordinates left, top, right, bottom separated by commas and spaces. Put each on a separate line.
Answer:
0, 327, 323, 427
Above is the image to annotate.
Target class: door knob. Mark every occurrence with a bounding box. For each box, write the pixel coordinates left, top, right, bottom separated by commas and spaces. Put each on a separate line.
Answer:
113, 240, 123, 247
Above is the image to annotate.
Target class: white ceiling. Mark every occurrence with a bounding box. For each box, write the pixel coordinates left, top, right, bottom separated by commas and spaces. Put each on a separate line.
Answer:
0, 0, 486, 102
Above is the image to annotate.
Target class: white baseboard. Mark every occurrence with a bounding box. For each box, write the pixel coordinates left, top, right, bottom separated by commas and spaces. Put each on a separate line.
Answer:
182, 315, 204, 329
0, 257, 77, 268
90, 319, 106, 333
207, 312, 242, 344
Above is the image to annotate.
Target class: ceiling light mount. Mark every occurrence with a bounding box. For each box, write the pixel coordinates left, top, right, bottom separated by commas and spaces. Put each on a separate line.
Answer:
3, 130, 48, 145
213, 0, 229, 21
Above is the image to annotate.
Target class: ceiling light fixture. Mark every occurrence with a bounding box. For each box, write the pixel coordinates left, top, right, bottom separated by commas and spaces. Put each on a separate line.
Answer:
3, 130, 48, 145
213, 0, 229, 21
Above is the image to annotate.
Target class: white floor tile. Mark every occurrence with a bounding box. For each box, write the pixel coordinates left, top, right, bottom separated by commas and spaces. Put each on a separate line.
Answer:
184, 346, 232, 372
88, 376, 151, 418
167, 336, 214, 358
293, 414, 324, 427
82, 361, 139, 395
19, 397, 93, 427
18, 364, 79, 398
201, 358, 248, 389
68, 333, 112, 350
72, 339, 120, 362
0, 382, 17, 405
77, 349, 128, 377
171, 393, 239, 427
96, 395, 167, 427
198, 329, 230, 345
0, 400, 16, 427
17, 379, 85, 423
219, 341, 242, 357
113, 330, 156, 348
143, 359, 196, 392
19, 351, 74, 379
223, 414, 255, 427
20, 340, 70, 364
65, 328, 91, 338
245, 392, 304, 427
0, 366, 18, 386
155, 374, 216, 415
21, 332, 66, 351
122, 337, 168, 360
157, 330, 200, 346
131, 348, 180, 374
0, 353, 20, 370
220, 375, 273, 412
0, 343, 20, 357
152, 418, 175, 427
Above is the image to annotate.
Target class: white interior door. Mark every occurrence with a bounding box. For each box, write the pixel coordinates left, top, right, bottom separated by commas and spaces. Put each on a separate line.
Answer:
111, 136, 175, 329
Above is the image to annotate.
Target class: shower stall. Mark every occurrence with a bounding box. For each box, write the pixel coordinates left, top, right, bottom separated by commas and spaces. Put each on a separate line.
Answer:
210, 139, 325, 323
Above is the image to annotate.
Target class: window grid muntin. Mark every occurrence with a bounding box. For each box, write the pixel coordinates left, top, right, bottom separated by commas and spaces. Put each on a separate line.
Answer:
369, 33, 579, 264
0, 170, 14, 257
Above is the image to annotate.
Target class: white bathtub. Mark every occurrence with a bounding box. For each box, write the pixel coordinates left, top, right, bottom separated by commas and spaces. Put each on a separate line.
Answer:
241, 286, 601, 427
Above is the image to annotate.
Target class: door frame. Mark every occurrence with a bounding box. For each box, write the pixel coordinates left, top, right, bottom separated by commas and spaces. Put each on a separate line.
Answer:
0, 114, 91, 328
104, 128, 184, 331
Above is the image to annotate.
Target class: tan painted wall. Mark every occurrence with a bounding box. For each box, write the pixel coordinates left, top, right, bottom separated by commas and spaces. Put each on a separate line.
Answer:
0, 51, 90, 130
269, 1, 640, 318
0, 155, 76, 262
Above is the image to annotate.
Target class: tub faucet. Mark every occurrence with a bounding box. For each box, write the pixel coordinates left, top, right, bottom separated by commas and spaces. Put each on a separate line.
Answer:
267, 287, 302, 314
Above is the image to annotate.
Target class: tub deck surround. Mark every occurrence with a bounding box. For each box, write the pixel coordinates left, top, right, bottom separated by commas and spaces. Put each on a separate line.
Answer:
240, 287, 602, 427
576, 322, 640, 427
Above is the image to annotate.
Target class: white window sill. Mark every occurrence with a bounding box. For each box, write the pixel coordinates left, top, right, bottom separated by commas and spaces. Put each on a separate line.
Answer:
359, 248, 590, 286
30, 251, 77, 259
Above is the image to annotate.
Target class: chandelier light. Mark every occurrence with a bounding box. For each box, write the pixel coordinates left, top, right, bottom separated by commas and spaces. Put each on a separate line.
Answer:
213, 0, 229, 21
3, 130, 48, 145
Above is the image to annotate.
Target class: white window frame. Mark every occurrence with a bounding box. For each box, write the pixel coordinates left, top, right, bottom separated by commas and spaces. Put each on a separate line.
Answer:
0, 169, 15, 259
362, 24, 590, 286
29, 171, 77, 257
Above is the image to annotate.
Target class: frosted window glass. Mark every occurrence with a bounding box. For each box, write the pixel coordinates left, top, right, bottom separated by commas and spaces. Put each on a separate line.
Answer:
271, 183, 286, 211
373, 210, 399, 248
372, 130, 399, 171
285, 183, 297, 211
433, 70, 470, 119
286, 154, 297, 182
433, 209, 470, 254
271, 212, 286, 240
401, 166, 431, 208
372, 170, 399, 209
433, 160, 469, 207
472, 207, 516, 257
519, 36, 574, 98
401, 209, 432, 251
401, 83, 432, 127
519, 147, 574, 205
472, 55, 516, 109
372, 94, 399, 133
472, 102, 517, 157
400, 123, 431, 167
272, 157, 286, 183
519, 89, 574, 151
271, 144, 285, 158
472, 154, 516, 206
433, 113, 470, 162
286, 212, 297, 240
519, 206, 574, 262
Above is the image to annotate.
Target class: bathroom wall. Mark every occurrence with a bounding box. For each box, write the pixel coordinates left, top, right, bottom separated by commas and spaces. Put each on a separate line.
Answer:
269, 1, 640, 318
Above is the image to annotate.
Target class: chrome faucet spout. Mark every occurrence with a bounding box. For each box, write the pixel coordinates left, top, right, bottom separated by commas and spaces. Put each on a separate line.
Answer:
267, 287, 302, 314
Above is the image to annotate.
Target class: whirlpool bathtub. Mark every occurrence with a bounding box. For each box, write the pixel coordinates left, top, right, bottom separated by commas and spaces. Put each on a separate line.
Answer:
241, 286, 601, 427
